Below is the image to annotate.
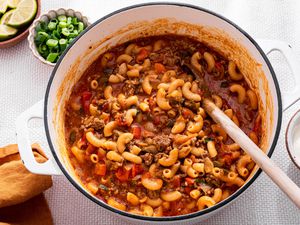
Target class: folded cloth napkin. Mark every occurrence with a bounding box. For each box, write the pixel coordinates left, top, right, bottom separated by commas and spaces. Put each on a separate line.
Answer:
0, 144, 53, 225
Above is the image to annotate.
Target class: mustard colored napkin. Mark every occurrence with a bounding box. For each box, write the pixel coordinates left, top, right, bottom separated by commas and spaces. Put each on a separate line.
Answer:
0, 144, 53, 225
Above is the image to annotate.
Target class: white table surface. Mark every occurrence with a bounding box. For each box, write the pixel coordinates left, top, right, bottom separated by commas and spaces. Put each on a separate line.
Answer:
1, 0, 300, 224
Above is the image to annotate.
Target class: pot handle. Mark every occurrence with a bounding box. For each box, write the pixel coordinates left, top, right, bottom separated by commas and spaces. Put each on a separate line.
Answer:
15, 100, 62, 175
256, 39, 300, 111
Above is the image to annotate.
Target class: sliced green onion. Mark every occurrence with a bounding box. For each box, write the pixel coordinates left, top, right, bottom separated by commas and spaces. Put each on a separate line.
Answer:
46, 39, 58, 47
50, 18, 58, 24
72, 17, 78, 25
46, 53, 59, 63
52, 30, 61, 39
67, 16, 72, 25
35, 31, 49, 43
50, 45, 59, 53
38, 44, 47, 54
61, 28, 70, 36
68, 38, 74, 43
69, 30, 78, 38
34, 15, 87, 64
59, 21, 67, 28
58, 15, 67, 22
67, 24, 74, 31
36, 21, 47, 32
78, 22, 84, 33
48, 21, 57, 30
59, 38, 68, 51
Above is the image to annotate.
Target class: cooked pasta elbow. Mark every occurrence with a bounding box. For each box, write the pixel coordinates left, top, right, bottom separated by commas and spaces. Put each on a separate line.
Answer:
247, 89, 258, 110
104, 121, 117, 137
122, 152, 142, 164
141, 174, 163, 191
142, 75, 153, 95
191, 52, 202, 73
197, 196, 216, 210
86, 131, 106, 148
228, 61, 243, 80
171, 116, 186, 134
158, 148, 179, 167
125, 109, 137, 125
182, 82, 201, 101
117, 133, 134, 153
157, 88, 172, 110
203, 52, 215, 73
161, 191, 182, 202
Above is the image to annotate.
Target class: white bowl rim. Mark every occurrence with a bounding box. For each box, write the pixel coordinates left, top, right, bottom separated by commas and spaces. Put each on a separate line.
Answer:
43, 2, 282, 222
286, 109, 300, 169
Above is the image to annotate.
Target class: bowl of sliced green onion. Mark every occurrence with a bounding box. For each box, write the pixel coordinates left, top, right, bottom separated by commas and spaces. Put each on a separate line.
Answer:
28, 8, 90, 66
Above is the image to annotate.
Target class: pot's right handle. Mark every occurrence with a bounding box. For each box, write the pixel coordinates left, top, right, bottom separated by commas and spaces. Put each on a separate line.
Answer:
256, 39, 300, 111
15, 100, 62, 175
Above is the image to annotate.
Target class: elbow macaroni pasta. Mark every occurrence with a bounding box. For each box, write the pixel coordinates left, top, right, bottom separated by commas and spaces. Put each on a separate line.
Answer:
65, 35, 261, 217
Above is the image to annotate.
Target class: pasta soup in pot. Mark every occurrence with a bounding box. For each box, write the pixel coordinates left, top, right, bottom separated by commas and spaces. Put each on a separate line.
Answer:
64, 35, 261, 216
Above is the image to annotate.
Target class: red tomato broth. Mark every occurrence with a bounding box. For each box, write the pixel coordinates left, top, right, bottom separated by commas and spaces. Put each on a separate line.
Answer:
64, 35, 261, 216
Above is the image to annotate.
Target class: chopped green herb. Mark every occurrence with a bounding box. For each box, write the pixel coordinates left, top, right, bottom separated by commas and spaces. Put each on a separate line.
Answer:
203, 137, 214, 143
166, 119, 175, 128
99, 184, 108, 191
220, 81, 229, 88
195, 178, 206, 184
69, 130, 76, 143
213, 160, 224, 167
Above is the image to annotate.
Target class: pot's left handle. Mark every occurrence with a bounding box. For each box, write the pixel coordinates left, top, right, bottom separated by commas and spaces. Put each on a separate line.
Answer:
15, 100, 62, 175
256, 39, 300, 111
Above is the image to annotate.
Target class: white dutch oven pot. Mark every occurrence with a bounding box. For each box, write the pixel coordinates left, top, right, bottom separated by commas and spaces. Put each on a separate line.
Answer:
15, 3, 300, 224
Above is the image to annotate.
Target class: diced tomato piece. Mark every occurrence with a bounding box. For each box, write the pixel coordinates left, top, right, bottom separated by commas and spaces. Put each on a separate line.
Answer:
184, 186, 192, 194
136, 48, 149, 62
115, 114, 128, 126
81, 91, 92, 114
101, 101, 110, 112
115, 167, 130, 182
182, 108, 194, 119
132, 125, 142, 139
82, 91, 92, 101
153, 116, 160, 125
142, 172, 152, 179
154, 63, 166, 74
172, 175, 181, 188
86, 143, 96, 154
215, 62, 222, 70
95, 163, 106, 176
132, 164, 144, 177
77, 136, 87, 149
185, 177, 195, 185
220, 152, 234, 165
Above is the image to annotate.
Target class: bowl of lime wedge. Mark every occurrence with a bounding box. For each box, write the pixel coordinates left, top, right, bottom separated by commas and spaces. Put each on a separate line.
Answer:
0, 0, 40, 48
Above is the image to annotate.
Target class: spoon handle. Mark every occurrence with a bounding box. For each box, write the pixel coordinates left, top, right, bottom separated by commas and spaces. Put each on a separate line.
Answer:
203, 99, 300, 209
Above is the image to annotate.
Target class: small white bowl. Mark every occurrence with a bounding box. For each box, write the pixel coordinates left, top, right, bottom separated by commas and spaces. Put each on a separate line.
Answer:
286, 109, 300, 169
28, 8, 90, 66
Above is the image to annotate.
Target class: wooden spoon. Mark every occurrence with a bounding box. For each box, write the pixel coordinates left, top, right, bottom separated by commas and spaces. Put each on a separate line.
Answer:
203, 98, 300, 208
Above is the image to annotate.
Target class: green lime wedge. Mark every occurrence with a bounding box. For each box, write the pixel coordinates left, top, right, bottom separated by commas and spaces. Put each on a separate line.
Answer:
0, 0, 8, 14
7, 0, 20, 8
7, 0, 37, 28
0, 9, 15, 24
0, 24, 17, 41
